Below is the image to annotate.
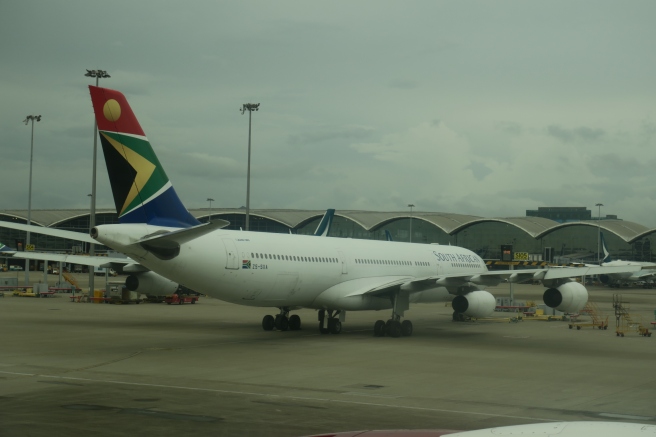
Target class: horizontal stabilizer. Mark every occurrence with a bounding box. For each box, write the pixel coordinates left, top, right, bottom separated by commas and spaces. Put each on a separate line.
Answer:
138, 220, 229, 249
0, 222, 96, 244
11, 252, 134, 268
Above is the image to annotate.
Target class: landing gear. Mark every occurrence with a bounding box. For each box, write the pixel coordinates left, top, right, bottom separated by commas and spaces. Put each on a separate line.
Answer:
373, 320, 386, 337
261, 308, 301, 332
373, 318, 413, 337
401, 320, 413, 336
328, 318, 342, 334
386, 319, 402, 337
274, 314, 289, 331
318, 309, 342, 334
372, 292, 413, 337
289, 314, 301, 331
262, 314, 275, 331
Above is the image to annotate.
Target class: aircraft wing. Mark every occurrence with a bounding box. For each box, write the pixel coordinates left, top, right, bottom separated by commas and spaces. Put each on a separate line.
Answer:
341, 265, 643, 298
632, 270, 656, 279
430, 264, 643, 288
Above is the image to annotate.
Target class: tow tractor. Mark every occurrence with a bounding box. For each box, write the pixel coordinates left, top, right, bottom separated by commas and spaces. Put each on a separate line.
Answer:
165, 294, 199, 305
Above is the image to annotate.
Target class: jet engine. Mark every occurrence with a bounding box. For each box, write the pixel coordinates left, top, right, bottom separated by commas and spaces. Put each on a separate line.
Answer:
599, 274, 610, 284
543, 282, 588, 313
452, 290, 496, 319
125, 271, 179, 296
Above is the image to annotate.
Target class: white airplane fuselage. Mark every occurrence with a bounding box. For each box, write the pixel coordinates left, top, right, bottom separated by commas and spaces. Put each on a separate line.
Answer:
94, 224, 484, 310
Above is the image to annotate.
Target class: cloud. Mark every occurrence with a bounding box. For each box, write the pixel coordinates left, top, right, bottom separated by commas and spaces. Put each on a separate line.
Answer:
547, 125, 605, 143
466, 161, 493, 181
288, 126, 374, 146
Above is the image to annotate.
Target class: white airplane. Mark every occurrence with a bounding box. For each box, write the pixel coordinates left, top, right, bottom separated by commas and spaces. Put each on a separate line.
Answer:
3, 86, 640, 336
300, 421, 656, 436
597, 232, 656, 288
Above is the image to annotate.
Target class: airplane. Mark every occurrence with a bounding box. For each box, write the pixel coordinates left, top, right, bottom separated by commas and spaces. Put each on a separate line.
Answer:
0, 242, 14, 253
0, 86, 640, 337
597, 232, 656, 288
300, 421, 656, 436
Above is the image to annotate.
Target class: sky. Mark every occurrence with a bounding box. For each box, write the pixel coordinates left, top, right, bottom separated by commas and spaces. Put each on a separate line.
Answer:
1, 1, 655, 226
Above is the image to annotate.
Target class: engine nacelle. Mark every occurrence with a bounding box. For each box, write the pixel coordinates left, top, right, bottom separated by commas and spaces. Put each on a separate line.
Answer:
543, 282, 588, 313
125, 271, 179, 296
452, 290, 496, 319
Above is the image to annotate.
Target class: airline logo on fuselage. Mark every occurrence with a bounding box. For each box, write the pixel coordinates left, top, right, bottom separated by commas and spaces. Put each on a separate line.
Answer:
242, 260, 251, 269
433, 251, 478, 263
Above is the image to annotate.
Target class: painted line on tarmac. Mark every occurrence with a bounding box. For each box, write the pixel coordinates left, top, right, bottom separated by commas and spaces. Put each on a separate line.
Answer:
0, 370, 557, 423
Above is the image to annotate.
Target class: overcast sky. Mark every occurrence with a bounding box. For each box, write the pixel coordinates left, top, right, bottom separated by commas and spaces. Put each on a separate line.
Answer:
1, 1, 655, 226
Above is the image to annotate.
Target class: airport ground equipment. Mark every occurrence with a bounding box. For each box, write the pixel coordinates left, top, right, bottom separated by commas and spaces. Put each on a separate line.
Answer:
165, 294, 199, 305
107, 284, 141, 304
613, 294, 651, 337
62, 271, 81, 291
523, 306, 568, 321
568, 300, 609, 330
10, 284, 54, 297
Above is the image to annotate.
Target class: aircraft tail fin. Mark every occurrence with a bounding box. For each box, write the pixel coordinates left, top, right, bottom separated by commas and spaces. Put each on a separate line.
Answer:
88, 86, 199, 228
600, 232, 612, 263
314, 209, 335, 237
0, 242, 14, 252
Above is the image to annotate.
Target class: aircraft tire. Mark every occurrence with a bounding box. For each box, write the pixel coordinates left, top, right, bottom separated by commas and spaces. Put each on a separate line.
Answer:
401, 320, 413, 336
387, 321, 402, 338
275, 315, 289, 331
289, 314, 301, 330
373, 320, 386, 337
328, 319, 342, 335
262, 315, 275, 331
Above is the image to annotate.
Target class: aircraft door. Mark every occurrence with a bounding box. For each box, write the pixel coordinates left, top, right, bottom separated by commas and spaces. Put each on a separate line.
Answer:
338, 250, 347, 274
222, 238, 239, 270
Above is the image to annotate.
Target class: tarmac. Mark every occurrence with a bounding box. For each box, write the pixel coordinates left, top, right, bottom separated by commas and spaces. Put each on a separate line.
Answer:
1, 272, 655, 436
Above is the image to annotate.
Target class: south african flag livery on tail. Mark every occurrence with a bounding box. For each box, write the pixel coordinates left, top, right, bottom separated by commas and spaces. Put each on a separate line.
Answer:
88, 86, 199, 228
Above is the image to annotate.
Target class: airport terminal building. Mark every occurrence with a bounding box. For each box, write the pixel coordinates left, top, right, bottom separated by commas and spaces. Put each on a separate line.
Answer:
1, 206, 655, 264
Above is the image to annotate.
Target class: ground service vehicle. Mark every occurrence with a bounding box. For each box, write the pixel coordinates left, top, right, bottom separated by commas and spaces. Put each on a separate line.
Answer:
165, 294, 199, 305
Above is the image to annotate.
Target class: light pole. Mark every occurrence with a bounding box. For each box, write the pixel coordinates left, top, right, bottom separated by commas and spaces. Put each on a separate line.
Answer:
596, 203, 604, 264
240, 103, 260, 231
408, 204, 415, 243
85, 69, 110, 297
207, 198, 214, 223
23, 115, 41, 285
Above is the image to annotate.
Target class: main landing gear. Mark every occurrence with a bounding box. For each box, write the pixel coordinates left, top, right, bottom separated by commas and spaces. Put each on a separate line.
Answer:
373, 316, 413, 337
373, 291, 413, 337
262, 308, 301, 332
318, 309, 342, 334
